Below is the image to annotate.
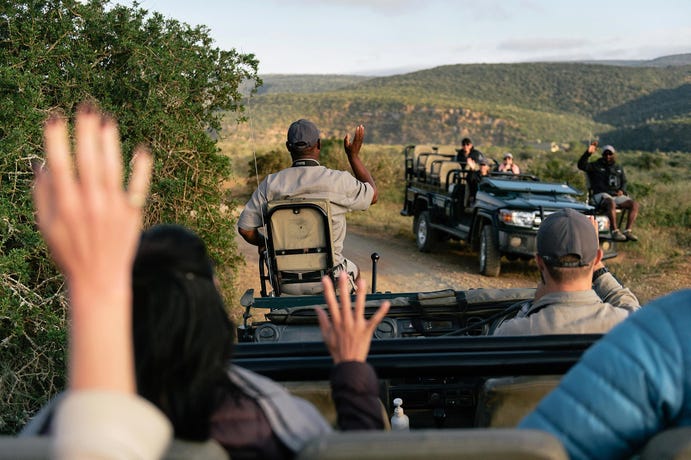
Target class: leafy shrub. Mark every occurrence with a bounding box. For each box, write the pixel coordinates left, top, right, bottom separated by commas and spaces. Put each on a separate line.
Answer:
0, 0, 258, 434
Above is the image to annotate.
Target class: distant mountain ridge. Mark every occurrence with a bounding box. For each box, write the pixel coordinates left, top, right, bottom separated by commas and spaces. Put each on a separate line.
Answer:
579, 53, 691, 68
228, 54, 691, 152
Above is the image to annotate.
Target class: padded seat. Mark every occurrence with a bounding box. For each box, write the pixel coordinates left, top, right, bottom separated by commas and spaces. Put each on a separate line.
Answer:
474, 375, 562, 428
296, 429, 568, 460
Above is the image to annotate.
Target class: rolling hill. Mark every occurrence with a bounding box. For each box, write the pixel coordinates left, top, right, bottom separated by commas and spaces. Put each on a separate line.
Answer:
225, 56, 691, 152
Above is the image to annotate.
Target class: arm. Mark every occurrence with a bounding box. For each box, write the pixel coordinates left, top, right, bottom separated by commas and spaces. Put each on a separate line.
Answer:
238, 226, 266, 248
592, 262, 640, 313
34, 104, 171, 458
577, 142, 597, 171
344, 125, 378, 204
34, 105, 151, 393
316, 273, 391, 429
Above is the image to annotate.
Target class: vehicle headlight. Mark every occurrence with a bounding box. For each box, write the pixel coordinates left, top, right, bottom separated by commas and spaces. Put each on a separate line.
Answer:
595, 215, 610, 232
499, 210, 536, 228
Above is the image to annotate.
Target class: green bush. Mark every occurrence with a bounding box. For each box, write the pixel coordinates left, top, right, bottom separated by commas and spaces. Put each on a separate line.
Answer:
0, 0, 258, 434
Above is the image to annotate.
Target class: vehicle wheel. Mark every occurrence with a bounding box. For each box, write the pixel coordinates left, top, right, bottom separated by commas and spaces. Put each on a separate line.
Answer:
479, 225, 501, 277
415, 210, 438, 252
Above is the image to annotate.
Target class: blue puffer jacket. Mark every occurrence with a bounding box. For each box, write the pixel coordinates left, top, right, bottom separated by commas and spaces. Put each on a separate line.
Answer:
519, 289, 691, 459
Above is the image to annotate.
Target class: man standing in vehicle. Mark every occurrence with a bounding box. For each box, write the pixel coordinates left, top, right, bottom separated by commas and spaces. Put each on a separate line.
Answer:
456, 137, 485, 171
238, 119, 378, 286
492, 208, 639, 335
578, 142, 640, 241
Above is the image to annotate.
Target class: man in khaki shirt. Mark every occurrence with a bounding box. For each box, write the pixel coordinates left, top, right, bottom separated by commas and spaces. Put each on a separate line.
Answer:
238, 119, 378, 288
493, 208, 639, 335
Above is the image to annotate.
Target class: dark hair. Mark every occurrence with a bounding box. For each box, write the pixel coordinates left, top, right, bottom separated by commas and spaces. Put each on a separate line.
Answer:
132, 224, 234, 440
461, 137, 472, 146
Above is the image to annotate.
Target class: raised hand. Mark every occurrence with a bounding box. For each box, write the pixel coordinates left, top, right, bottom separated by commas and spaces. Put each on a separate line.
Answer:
33, 103, 152, 392
343, 124, 365, 158
316, 272, 390, 364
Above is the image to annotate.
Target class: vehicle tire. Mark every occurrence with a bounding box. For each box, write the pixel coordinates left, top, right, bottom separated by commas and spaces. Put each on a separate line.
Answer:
415, 210, 438, 253
479, 225, 501, 277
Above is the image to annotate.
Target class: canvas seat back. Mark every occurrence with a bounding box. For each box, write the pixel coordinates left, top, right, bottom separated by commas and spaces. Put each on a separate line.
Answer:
474, 375, 562, 428
262, 198, 335, 296
640, 427, 691, 459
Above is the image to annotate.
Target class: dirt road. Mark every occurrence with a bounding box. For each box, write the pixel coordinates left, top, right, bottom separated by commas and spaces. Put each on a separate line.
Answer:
235, 224, 537, 295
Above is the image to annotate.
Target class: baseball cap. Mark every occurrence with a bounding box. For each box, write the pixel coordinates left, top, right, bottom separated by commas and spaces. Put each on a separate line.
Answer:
537, 208, 598, 267
287, 119, 320, 150
479, 158, 489, 166
504, 152, 513, 159
601, 145, 616, 154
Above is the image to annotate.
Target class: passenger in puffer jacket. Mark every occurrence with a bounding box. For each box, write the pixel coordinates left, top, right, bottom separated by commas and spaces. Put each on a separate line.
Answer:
519, 289, 691, 460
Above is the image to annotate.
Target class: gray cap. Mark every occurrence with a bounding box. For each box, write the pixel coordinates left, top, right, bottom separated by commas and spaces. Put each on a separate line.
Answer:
504, 152, 513, 159
287, 119, 320, 150
601, 145, 616, 154
537, 208, 598, 267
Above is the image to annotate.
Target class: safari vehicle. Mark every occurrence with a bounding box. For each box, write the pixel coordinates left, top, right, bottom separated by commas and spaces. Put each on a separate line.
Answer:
400, 144, 617, 277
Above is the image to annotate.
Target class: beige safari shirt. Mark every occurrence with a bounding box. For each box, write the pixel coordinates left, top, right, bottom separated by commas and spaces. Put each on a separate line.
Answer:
238, 164, 374, 264
493, 272, 640, 335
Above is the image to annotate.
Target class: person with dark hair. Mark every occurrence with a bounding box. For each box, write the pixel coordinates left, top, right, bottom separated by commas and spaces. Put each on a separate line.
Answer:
455, 137, 485, 171
238, 119, 378, 288
492, 208, 639, 335
132, 224, 390, 458
519, 288, 691, 459
578, 142, 640, 241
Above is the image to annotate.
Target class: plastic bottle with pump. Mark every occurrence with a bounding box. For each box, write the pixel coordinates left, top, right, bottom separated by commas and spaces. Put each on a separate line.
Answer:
390, 397, 409, 430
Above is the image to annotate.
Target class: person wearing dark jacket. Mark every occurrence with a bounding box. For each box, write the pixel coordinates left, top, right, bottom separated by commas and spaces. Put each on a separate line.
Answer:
456, 137, 485, 171
577, 142, 640, 241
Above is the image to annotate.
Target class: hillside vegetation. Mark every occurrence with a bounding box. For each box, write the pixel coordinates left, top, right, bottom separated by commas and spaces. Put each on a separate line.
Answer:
224, 62, 691, 152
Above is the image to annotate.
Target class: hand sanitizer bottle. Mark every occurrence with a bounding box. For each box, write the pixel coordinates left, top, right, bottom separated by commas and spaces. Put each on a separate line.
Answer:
390, 397, 410, 430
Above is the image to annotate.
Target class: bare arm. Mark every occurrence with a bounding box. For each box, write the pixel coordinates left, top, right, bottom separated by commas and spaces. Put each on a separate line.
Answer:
344, 125, 378, 204
34, 104, 152, 393
238, 226, 266, 248
37, 104, 171, 460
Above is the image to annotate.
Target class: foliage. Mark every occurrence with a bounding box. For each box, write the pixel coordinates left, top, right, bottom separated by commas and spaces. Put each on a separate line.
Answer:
0, 0, 259, 434
247, 148, 291, 183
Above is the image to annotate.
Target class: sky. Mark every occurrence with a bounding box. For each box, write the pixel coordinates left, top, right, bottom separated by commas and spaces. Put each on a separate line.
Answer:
118, 0, 691, 76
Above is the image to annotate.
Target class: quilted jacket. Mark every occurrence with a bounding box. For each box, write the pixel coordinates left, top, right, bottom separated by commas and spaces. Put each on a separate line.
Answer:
519, 289, 691, 459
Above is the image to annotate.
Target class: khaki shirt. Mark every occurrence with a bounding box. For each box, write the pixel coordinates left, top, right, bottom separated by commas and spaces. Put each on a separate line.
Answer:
238, 165, 374, 264
493, 272, 640, 336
